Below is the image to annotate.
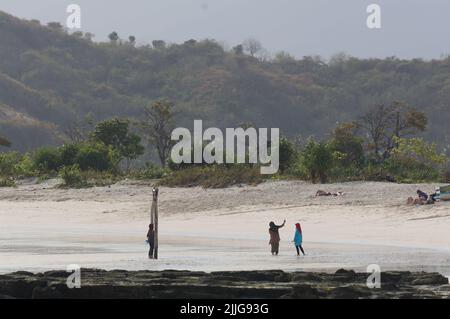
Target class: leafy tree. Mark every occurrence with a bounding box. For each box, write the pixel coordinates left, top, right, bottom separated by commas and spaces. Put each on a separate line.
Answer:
140, 100, 174, 167
384, 137, 448, 182
233, 44, 244, 55
0, 152, 21, 176
59, 143, 80, 166
184, 39, 197, 46
301, 139, 334, 183
75, 142, 115, 171
329, 122, 365, 167
32, 147, 62, 172
47, 22, 63, 30
2, 11, 450, 157
92, 118, 144, 170
279, 137, 297, 173
108, 32, 119, 43
152, 40, 166, 49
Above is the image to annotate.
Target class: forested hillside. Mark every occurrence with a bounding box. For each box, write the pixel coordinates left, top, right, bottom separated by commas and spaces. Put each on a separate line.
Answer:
0, 11, 449, 152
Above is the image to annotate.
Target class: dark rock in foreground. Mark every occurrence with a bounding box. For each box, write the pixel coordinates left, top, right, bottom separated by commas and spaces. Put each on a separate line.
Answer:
0, 268, 448, 299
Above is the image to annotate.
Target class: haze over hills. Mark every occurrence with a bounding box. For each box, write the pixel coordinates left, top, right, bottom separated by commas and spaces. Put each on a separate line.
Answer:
0, 11, 449, 152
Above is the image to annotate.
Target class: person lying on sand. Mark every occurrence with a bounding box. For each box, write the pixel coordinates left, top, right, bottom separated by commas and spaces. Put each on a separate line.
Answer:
316, 190, 344, 197
269, 220, 286, 256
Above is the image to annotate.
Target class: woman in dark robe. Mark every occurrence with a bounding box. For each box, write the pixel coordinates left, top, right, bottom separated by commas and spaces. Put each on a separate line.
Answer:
269, 220, 286, 255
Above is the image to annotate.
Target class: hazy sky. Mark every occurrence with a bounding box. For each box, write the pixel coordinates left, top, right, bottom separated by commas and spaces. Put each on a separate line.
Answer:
1, 0, 449, 60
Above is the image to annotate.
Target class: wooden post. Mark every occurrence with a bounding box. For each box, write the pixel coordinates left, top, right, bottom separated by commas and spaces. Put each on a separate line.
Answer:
152, 187, 159, 259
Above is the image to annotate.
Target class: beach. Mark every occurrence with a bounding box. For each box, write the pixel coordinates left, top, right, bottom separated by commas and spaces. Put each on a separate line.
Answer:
0, 179, 449, 277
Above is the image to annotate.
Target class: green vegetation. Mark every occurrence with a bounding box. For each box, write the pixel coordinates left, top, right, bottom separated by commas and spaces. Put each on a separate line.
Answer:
92, 118, 144, 171
0, 11, 449, 188
300, 140, 335, 184
59, 165, 87, 188
160, 165, 264, 188
1, 101, 449, 188
384, 137, 447, 183
132, 163, 168, 180
0, 11, 449, 154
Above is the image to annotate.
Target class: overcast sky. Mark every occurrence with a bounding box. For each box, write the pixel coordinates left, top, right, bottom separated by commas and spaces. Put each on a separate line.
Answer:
1, 0, 449, 60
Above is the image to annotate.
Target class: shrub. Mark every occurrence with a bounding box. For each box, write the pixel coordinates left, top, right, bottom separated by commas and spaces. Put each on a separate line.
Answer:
329, 122, 365, 168
160, 165, 265, 188
32, 147, 62, 172
80, 170, 120, 186
134, 163, 167, 179
0, 177, 15, 187
75, 142, 116, 171
59, 165, 87, 188
278, 137, 298, 173
301, 140, 334, 183
0, 152, 22, 176
384, 137, 447, 183
59, 143, 80, 166
14, 154, 35, 177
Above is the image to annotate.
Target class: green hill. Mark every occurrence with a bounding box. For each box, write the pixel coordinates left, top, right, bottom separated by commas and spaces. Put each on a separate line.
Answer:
0, 11, 449, 152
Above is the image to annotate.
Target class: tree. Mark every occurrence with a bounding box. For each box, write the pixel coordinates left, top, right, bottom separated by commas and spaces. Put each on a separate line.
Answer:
233, 44, 244, 55
152, 40, 166, 49
184, 39, 197, 46
279, 137, 297, 173
243, 38, 263, 57
47, 22, 63, 30
301, 139, 334, 183
76, 142, 115, 172
108, 32, 119, 43
92, 118, 144, 170
140, 100, 174, 167
128, 36, 136, 46
359, 102, 427, 162
329, 122, 365, 167
385, 137, 448, 182
32, 147, 62, 172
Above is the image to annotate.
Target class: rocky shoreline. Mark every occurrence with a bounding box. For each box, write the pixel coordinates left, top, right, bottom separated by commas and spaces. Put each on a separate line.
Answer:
0, 268, 449, 299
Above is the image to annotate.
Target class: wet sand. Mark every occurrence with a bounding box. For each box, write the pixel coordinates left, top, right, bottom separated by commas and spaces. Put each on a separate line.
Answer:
1, 179, 449, 276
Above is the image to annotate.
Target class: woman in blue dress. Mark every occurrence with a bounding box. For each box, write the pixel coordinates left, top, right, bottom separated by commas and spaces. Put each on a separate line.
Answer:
293, 223, 305, 256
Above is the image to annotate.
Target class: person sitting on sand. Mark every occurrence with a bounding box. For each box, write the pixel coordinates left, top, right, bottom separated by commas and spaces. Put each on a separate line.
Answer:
407, 189, 436, 205
293, 223, 305, 256
417, 190, 429, 201
146, 223, 155, 259
269, 220, 286, 256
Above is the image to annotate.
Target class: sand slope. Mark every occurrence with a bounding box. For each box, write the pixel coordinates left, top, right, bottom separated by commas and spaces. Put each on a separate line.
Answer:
1, 179, 449, 275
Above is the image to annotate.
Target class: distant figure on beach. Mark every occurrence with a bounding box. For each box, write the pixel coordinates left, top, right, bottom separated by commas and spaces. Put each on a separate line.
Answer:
146, 223, 155, 259
316, 190, 344, 197
269, 220, 286, 255
293, 223, 305, 256
417, 190, 429, 201
407, 189, 435, 205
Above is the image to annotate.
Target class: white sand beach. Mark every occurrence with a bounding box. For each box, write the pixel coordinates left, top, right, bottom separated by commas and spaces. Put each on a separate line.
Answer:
1, 180, 449, 276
